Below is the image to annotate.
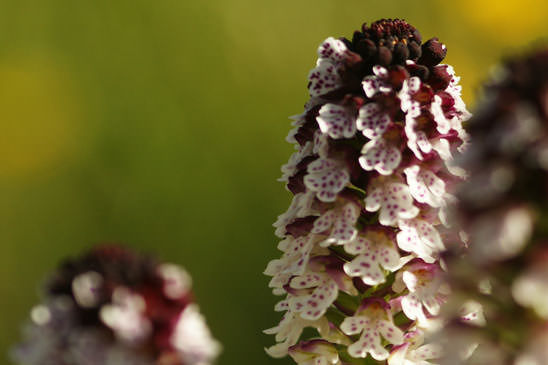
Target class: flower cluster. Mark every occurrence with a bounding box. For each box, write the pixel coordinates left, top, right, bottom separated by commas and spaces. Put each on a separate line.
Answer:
265, 19, 469, 364
12, 245, 221, 365
441, 48, 548, 364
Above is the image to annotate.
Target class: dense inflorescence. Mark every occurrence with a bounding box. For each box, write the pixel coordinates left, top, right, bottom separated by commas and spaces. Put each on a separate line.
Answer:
12, 245, 221, 365
441, 48, 548, 364
265, 19, 470, 364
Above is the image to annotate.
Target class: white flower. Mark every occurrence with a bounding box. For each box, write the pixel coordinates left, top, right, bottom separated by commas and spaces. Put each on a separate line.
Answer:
430, 95, 452, 135
157, 263, 192, 300
287, 272, 340, 320
340, 299, 404, 360
316, 37, 348, 62
264, 235, 317, 294
356, 102, 391, 139
308, 38, 348, 98
72, 271, 103, 308
459, 300, 486, 327
399, 77, 427, 160
388, 329, 442, 365
392, 262, 448, 325
99, 287, 152, 344
362, 65, 392, 98
264, 312, 330, 358
343, 230, 402, 285
396, 219, 444, 263
289, 340, 341, 365
317, 104, 357, 139
430, 138, 467, 178
399, 76, 421, 116
365, 180, 419, 227
404, 165, 446, 208
171, 304, 221, 365
359, 137, 402, 175
512, 263, 548, 319
304, 158, 350, 202
311, 202, 360, 246
444, 65, 471, 122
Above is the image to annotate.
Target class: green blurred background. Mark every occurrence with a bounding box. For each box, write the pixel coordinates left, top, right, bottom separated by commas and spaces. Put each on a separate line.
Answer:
1, 1, 548, 364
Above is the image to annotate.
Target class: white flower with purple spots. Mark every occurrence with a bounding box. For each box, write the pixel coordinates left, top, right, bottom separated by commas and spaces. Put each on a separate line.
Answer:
308, 38, 348, 98
396, 219, 444, 263
399, 76, 421, 116
340, 299, 404, 360
264, 235, 317, 294
311, 202, 360, 246
289, 340, 341, 365
392, 262, 448, 325
317, 37, 348, 62
365, 179, 419, 227
343, 230, 401, 285
404, 165, 446, 208
459, 300, 486, 327
388, 329, 442, 365
359, 138, 402, 175
317, 104, 357, 139
399, 77, 430, 161
356, 102, 392, 139
287, 272, 340, 320
308, 59, 343, 98
362, 65, 392, 98
304, 158, 350, 202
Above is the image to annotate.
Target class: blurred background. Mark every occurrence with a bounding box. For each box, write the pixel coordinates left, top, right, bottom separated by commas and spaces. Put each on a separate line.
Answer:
1, 0, 548, 364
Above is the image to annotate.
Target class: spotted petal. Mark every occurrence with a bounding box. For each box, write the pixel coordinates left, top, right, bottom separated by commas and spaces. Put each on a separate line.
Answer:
404, 165, 446, 208
365, 182, 419, 227
359, 139, 401, 176
304, 158, 350, 202
308, 59, 342, 98
317, 104, 357, 139
317, 37, 348, 62
396, 219, 444, 263
356, 102, 391, 139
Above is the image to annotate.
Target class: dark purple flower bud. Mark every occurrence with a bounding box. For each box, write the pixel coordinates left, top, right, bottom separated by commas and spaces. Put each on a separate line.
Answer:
418, 37, 447, 67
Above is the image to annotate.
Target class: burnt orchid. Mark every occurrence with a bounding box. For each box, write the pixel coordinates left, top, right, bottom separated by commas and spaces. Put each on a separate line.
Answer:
265, 19, 469, 364
12, 245, 221, 365
441, 48, 548, 364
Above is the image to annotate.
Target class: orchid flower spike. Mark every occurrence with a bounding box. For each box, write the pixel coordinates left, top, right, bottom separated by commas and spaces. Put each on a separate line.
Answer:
266, 18, 469, 364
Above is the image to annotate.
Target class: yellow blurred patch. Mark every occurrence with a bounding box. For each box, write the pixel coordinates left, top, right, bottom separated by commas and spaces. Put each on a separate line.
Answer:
0, 56, 81, 177
454, 0, 548, 42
